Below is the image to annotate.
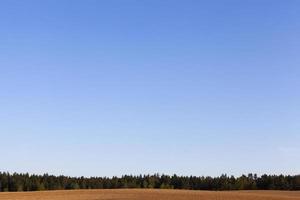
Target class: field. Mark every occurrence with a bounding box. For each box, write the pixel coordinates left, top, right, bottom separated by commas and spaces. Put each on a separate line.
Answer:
0, 189, 300, 200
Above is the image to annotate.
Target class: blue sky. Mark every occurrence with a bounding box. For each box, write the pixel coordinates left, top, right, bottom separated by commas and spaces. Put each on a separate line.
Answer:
0, 0, 299, 177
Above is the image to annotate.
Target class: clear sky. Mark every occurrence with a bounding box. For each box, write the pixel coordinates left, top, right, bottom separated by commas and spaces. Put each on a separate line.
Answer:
0, 0, 299, 177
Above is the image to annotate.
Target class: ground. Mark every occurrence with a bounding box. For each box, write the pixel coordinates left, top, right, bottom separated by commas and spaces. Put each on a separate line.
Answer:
0, 189, 299, 200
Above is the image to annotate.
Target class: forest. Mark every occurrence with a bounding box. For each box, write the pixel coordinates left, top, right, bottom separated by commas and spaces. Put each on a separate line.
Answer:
0, 172, 299, 192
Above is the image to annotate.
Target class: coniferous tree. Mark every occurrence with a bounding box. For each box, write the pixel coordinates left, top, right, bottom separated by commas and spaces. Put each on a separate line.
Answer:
0, 172, 299, 192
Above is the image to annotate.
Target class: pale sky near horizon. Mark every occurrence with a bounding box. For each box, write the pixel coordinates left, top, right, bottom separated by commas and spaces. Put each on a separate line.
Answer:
0, 0, 299, 177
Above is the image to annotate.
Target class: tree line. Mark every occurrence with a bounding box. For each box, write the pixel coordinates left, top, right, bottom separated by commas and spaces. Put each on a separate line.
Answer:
0, 172, 299, 192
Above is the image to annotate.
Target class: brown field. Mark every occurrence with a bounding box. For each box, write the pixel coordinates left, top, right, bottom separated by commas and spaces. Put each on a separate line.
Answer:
0, 189, 300, 200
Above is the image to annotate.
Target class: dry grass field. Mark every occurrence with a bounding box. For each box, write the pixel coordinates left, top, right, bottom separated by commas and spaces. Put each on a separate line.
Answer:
0, 189, 299, 200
